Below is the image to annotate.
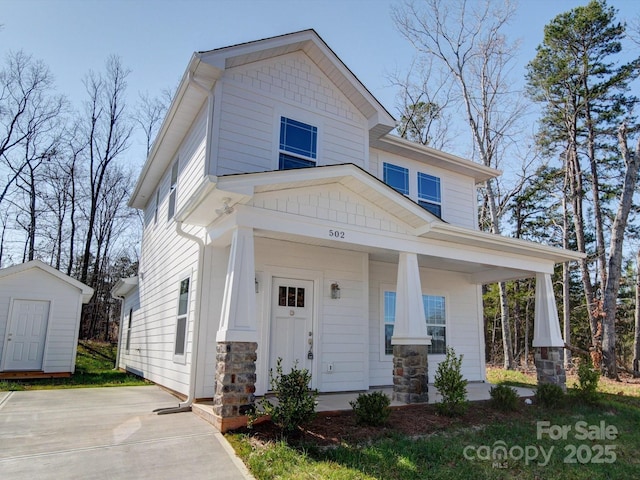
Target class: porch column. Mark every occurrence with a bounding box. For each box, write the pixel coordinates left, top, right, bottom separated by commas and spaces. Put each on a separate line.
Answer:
213, 226, 258, 432
391, 252, 430, 403
532, 272, 566, 390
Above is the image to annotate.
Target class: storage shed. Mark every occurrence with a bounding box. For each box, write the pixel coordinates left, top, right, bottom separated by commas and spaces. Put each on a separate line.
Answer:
0, 260, 93, 378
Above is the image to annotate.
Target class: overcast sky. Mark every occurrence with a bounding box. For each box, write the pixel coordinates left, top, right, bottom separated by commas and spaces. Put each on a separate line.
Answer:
2, 0, 638, 166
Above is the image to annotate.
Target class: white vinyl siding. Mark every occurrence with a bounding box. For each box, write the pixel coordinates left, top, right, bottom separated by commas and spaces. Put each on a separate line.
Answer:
123, 107, 207, 396
213, 51, 368, 176
372, 149, 478, 229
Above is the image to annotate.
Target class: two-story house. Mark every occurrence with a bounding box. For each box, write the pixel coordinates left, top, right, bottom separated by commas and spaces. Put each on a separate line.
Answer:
114, 30, 582, 431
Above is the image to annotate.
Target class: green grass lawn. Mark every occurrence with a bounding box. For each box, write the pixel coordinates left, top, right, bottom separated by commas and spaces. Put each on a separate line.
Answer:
228, 368, 640, 480
0, 340, 149, 391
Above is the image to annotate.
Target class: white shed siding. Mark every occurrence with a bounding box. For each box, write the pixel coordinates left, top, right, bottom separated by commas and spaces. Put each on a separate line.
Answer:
214, 51, 368, 176
368, 260, 485, 387
0, 269, 82, 373
370, 148, 479, 229
124, 107, 208, 396
253, 237, 368, 394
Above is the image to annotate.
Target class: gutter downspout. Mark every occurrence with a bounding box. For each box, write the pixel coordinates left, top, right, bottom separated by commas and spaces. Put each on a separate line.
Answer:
112, 293, 125, 370
154, 68, 214, 415
155, 220, 206, 414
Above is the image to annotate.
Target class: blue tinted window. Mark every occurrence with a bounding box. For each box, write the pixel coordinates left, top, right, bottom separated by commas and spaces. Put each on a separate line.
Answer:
280, 117, 317, 159
279, 153, 316, 170
418, 172, 441, 217
418, 200, 442, 217
383, 163, 409, 195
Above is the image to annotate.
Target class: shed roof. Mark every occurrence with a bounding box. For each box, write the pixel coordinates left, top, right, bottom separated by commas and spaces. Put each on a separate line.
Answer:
0, 260, 94, 303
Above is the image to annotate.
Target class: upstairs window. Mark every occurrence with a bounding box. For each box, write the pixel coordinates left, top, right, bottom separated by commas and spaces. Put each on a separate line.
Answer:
279, 117, 317, 170
418, 172, 442, 217
154, 189, 160, 225
167, 160, 179, 221
383, 163, 409, 195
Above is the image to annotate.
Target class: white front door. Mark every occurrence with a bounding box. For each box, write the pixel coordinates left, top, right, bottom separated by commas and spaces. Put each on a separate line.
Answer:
270, 278, 314, 380
4, 299, 50, 370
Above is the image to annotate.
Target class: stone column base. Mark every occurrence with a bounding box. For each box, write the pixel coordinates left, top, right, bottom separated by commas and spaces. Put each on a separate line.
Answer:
392, 344, 428, 403
212, 341, 257, 432
534, 346, 566, 391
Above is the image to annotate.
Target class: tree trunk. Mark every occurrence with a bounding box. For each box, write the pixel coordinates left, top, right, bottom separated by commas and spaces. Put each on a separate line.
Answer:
633, 249, 640, 378
601, 125, 640, 379
562, 175, 571, 369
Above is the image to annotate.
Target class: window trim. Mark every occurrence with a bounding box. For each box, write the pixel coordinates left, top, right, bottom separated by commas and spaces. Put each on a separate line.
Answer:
278, 115, 318, 170
417, 172, 442, 217
380, 162, 443, 217
380, 285, 448, 360
167, 158, 179, 222
125, 307, 133, 353
383, 163, 409, 195
173, 275, 191, 364
154, 189, 160, 225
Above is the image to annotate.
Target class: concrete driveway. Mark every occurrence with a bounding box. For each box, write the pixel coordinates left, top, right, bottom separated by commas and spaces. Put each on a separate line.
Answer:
0, 386, 253, 480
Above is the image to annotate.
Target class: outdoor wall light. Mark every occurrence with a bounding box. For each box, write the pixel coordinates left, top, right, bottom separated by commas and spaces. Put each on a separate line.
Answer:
330, 282, 341, 299
255, 278, 259, 293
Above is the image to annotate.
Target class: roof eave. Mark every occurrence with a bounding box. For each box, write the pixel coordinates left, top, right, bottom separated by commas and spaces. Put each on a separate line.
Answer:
372, 134, 501, 184
129, 56, 221, 210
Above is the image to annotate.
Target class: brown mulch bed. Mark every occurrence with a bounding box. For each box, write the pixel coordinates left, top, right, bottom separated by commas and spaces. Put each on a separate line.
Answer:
234, 399, 536, 447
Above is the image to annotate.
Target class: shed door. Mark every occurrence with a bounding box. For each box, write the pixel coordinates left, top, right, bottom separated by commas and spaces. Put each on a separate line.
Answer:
270, 278, 314, 379
4, 300, 50, 370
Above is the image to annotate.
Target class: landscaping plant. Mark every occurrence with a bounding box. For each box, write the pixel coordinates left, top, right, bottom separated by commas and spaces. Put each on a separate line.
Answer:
489, 383, 519, 411
252, 358, 317, 435
572, 356, 600, 404
433, 347, 468, 416
535, 382, 565, 408
349, 391, 391, 426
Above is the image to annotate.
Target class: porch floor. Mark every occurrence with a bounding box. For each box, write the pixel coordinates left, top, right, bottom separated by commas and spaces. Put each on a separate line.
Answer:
191, 382, 535, 429
312, 382, 535, 412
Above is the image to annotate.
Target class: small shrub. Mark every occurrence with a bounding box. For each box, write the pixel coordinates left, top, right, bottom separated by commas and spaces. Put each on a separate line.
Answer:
490, 384, 519, 411
350, 391, 391, 426
572, 356, 600, 404
535, 383, 564, 408
434, 347, 468, 416
251, 358, 318, 435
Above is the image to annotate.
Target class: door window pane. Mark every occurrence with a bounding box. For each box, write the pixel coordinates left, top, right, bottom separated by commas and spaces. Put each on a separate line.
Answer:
296, 288, 305, 308
279, 286, 287, 306
288, 287, 296, 307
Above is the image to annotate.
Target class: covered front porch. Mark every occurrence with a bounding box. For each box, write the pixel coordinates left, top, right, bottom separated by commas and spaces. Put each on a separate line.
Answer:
175, 164, 583, 432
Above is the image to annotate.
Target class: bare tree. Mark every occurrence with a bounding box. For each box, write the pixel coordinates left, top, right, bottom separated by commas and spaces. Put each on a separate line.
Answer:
389, 57, 455, 150
78, 56, 132, 286
0, 51, 64, 206
393, 0, 528, 369
135, 90, 170, 157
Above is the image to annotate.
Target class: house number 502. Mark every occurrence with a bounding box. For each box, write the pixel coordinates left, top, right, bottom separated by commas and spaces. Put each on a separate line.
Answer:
329, 229, 345, 239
